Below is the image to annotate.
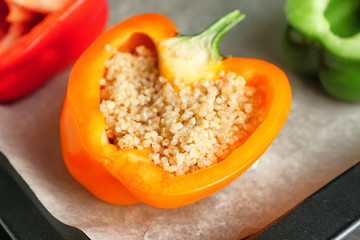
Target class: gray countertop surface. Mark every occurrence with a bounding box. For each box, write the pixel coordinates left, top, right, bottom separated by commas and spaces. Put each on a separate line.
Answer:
0, 0, 359, 239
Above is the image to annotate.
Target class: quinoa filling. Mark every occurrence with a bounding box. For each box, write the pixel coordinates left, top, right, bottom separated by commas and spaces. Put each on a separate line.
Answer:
100, 45, 263, 176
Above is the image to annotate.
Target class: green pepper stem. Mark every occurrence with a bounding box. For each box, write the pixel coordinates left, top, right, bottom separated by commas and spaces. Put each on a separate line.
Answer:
158, 10, 245, 82
201, 10, 245, 60
180, 10, 245, 61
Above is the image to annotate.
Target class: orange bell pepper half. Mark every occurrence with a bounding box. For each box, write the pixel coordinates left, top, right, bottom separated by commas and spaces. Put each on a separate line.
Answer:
60, 11, 292, 208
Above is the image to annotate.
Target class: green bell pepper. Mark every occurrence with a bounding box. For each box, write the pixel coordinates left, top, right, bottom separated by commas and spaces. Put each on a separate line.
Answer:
283, 0, 360, 102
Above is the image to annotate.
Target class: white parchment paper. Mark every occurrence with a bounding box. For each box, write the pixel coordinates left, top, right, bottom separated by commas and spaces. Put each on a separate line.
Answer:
1, 0, 359, 239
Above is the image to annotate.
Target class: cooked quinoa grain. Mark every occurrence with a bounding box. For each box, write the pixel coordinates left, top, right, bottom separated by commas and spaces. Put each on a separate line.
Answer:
100, 46, 263, 176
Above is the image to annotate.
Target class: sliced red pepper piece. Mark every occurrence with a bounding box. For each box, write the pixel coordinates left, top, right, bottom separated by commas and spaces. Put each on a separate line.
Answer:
0, 0, 108, 102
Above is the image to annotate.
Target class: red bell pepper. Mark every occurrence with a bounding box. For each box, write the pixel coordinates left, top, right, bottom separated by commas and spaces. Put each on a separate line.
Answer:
0, 0, 108, 102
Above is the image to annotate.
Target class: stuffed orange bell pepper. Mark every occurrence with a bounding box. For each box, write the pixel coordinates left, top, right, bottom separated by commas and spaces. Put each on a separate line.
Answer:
60, 11, 292, 208
0, 0, 108, 102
